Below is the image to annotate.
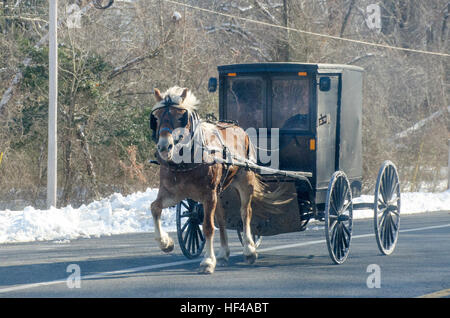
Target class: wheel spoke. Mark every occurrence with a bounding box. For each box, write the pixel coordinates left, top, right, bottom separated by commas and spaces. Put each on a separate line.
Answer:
341, 226, 349, 250
388, 217, 394, 248
333, 224, 340, 259
378, 209, 388, 229
187, 226, 194, 253
342, 200, 351, 214
330, 197, 339, 215
342, 222, 351, 239
380, 172, 387, 203
330, 220, 338, 246
391, 182, 399, 200
383, 214, 391, 248
198, 226, 205, 242
183, 224, 191, 246
181, 201, 189, 210
389, 167, 397, 199
180, 210, 191, 218
340, 184, 349, 212
188, 225, 195, 254
181, 219, 189, 233
192, 225, 200, 254
193, 225, 200, 253
337, 225, 345, 259
331, 189, 340, 215
329, 219, 338, 238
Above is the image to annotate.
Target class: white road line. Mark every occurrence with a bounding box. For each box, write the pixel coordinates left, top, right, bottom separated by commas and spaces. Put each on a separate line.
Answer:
1, 223, 449, 294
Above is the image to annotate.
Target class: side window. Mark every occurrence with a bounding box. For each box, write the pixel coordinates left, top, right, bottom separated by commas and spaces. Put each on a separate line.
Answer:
226, 77, 265, 130
271, 78, 310, 131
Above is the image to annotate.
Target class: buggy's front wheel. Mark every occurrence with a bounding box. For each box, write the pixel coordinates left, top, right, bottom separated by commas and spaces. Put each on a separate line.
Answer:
176, 199, 206, 259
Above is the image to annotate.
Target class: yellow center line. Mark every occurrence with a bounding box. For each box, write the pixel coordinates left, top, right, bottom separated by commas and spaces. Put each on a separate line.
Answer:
417, 288, 450, 298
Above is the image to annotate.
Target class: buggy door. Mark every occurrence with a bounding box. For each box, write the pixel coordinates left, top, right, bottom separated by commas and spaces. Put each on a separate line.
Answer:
316, 75, 340, 190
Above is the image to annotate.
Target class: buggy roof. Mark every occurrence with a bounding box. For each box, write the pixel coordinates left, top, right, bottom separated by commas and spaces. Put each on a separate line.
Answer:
218, 63, 364, 74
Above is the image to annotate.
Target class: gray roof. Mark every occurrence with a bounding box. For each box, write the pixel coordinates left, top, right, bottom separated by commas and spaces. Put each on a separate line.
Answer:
218, 62, 364, 74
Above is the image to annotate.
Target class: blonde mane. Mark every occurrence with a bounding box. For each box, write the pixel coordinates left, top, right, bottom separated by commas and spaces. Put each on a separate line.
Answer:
152, 86, 199, 112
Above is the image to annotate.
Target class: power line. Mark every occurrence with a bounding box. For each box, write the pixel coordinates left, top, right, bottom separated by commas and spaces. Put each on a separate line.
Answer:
162, 0, 450, 58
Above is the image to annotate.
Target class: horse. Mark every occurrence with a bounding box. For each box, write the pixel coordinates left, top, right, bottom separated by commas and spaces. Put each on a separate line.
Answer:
149, 86, 290, 274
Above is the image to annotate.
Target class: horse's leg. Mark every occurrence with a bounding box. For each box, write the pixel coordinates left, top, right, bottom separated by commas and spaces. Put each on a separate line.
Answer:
236, 172, 258, 264
199, 191, 218, 274
215, 197, 230, 266
150, 188, 177, 253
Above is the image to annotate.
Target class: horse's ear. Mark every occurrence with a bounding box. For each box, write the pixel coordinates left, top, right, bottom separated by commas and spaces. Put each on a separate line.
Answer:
154, 88, 163, 102
180, 88, 188, 101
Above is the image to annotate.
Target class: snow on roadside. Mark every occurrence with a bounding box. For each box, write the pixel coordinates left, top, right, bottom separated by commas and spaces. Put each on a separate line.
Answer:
0, 188, 449, 244
0, 188, 176, 244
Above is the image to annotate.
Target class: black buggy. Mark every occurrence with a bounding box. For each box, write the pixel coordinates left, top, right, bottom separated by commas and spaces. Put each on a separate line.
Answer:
176, 63, 401, 264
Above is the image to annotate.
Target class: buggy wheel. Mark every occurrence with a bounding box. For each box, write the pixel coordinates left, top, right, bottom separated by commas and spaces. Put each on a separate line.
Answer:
325, 171, 353, 264
236, 223, 262, 249
374, 161, 401, 255
176, 199, 206, 259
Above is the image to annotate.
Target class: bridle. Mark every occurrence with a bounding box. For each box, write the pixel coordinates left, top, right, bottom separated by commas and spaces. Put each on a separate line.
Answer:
150, 95, 190, 143
150, 97, 204, 172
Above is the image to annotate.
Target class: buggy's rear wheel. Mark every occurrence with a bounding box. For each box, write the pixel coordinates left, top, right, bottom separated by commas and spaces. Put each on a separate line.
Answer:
325, 171, 353, 264
176, 199, 206, 259
374, 161, 401, 255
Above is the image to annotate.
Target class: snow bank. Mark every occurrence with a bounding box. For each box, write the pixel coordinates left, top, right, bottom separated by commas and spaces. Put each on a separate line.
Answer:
0, 189, 176, 244
0, 188, 448, 244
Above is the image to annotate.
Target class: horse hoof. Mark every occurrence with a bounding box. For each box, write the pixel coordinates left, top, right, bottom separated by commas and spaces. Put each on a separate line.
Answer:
161, 243, 174, 253
244, 253, 257, 265
160, 237, 174, 253
217, 257, 229, 267
198, 264, 215, 274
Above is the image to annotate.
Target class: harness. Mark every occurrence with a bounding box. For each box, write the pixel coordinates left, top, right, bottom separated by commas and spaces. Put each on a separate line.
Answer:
149, 100, 255, 194
150, 96, 203, 172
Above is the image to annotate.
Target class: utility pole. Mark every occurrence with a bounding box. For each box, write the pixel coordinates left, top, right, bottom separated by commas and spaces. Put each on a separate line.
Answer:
282, 0, 289, 61
448, 139, 450, 190
47, 0, 58, 208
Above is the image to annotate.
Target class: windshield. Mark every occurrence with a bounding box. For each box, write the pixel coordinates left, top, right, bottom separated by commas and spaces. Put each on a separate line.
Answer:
271, 77, 310, 131
225, 77, 265, 130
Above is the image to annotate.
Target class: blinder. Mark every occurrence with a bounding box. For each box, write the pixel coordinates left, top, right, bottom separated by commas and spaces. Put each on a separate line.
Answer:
149, 96, 191, 143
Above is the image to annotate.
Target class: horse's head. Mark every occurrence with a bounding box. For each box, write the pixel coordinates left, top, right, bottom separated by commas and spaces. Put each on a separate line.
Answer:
150, 86, 199, 162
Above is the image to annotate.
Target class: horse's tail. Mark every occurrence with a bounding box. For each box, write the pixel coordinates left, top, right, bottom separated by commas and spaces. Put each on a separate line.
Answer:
251, 175, 296, 217
240, 132, 294, 217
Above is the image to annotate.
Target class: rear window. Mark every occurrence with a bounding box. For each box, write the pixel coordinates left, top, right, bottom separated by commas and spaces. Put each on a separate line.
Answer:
271, 77, 310, 131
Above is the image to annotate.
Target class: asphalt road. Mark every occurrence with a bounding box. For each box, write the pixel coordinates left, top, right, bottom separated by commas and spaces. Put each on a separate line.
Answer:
0, 211, 449, 298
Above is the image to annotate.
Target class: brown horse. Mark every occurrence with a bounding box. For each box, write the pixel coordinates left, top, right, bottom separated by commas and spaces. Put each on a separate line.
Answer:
150, 86, 288, 274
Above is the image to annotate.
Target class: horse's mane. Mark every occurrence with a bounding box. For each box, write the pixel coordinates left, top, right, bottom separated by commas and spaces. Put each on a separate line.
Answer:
152, 86, 199, 112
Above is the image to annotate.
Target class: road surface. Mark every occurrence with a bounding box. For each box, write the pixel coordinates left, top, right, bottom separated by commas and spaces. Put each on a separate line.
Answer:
0, 211, 449, 298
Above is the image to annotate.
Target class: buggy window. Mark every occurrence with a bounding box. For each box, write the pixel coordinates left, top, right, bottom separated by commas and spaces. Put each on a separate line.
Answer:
271, 78, 310, 131
226, 77, 265, 130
